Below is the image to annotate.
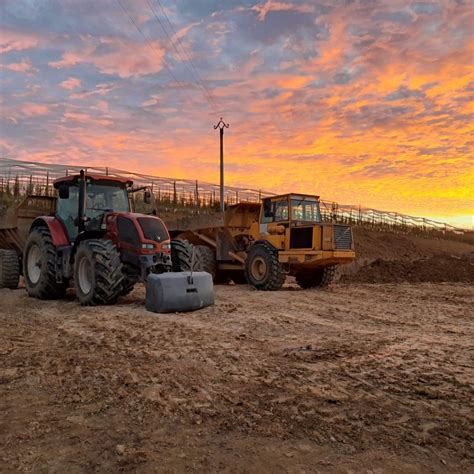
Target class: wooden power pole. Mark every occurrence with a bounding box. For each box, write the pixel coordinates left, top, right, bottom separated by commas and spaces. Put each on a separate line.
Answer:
213, 118, 229, 212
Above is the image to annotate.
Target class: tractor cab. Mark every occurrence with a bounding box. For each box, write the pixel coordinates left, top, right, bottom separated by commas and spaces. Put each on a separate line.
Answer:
55, 175, 132, 240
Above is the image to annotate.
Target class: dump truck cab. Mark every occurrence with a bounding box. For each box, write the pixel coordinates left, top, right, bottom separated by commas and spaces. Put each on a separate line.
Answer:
254, 193, 355, 266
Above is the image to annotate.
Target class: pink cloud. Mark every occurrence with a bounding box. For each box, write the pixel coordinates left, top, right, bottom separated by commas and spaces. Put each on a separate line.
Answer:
49, 36, 166, 78
0, 58, 37, 74
59, 77, 82, 90
20, 103, 50, 117
0, 29, 40, 53
251, 0, 313, 21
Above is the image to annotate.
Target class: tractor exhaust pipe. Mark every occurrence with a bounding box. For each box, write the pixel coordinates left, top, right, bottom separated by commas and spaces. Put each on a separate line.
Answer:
77, 169, 87, 233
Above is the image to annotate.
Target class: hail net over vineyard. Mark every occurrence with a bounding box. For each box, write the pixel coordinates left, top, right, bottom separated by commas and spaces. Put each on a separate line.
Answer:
0, 158, 466, 235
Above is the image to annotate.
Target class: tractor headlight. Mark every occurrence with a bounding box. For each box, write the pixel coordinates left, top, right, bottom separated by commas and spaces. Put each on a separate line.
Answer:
162, 242, 171, 251
142, 243, 154, 249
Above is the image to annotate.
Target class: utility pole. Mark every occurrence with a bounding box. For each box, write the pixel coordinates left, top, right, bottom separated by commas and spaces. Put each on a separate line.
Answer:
213, 117, 229, 212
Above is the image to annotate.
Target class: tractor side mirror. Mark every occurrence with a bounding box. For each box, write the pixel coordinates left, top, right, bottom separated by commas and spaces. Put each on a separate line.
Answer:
144, 190, 152, 204
58, 184, 69, 199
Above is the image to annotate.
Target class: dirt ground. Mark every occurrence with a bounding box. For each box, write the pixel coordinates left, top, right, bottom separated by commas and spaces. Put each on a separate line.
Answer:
1, 279, 473, 473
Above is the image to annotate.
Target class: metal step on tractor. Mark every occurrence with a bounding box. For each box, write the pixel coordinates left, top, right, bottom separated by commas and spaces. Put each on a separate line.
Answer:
168, 193, 356, 290
0, 170, 172, 305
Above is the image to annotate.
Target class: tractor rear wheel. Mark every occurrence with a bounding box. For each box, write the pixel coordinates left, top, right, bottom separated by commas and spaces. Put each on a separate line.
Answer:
245, 242, 285, 291
0, 249, 20, 289
171, 238, 194, 272
296, 266, 337, 289
195, 245, 216, 278
23, 227, 69, 299
74, 239, 124, 305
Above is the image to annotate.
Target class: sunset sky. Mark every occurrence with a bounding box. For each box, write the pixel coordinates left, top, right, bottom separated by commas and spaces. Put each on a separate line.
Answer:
0, 0, 473, 227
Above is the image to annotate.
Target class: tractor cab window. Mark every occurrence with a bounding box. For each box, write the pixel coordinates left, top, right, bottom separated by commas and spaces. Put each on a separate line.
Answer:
57, 185, 79, 240
85, 183, 130, 219
261, 198, 289, 223
291, 197, 321, 223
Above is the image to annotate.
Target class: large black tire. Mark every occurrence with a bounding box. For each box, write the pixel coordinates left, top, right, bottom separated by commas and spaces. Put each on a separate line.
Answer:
296, 266, 337, 289
245, 242, 285, 291
120, 264, 139, 296
171, 238, 193, 272
0, 249, 20, 289
121, 276, 138, 296
194, 245, 216, 279
74, 239, 124, 305
23, 227, 69, 299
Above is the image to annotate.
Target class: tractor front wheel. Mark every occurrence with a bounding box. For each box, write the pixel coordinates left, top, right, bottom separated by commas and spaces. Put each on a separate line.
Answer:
0, 249, 20, 289
74, 239, 124, 305
245, 243, 285, 291
171, 238, 193, 272
23, 227, 68, 299
295, 266, 337, 289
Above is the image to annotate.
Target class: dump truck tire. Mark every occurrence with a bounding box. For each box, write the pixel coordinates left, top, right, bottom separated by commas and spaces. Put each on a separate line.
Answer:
23, 227, 69, 299
171, 238, 193, 272
195, 245, 217, 279
296, 266, 337, 289
74, 239, 124, 306
245, 242, 285, 291
0, 249, 20, 289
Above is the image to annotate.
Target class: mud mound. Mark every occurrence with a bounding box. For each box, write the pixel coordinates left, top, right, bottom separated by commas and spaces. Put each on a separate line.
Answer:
344, 255, 474, 283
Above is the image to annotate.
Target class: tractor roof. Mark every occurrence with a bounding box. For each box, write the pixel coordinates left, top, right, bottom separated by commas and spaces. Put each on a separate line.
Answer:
264, 193, 320, 200
53, 174, 133, 188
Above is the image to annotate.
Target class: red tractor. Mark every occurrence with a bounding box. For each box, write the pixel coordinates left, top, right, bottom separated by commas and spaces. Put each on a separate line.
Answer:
22, 170, 172, 305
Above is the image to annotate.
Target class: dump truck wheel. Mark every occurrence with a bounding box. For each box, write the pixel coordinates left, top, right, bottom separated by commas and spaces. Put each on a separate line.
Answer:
296, 266, 337, 289
195, 245, 216, 278
23, 227, 69, 299
74, 239, 124, 305
245, 243, 285, 290
0, 249, 20, 289
171, 238, 193, 272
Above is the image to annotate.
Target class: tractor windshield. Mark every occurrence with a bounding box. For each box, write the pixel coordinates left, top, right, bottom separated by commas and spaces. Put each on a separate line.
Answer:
57, 182, 130, 239
290, 197, 321, 223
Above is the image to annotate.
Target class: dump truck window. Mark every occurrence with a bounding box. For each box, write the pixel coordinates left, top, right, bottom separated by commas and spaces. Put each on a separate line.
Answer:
262, 199, 273, 223
291, 199, 321, 222
274, 201, 289, 222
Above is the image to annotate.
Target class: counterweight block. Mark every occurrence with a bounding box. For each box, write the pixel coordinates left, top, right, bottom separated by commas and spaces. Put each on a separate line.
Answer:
145, 271, 214, 313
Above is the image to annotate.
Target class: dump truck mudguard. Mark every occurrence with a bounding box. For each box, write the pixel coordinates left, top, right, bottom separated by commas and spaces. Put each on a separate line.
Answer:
30, 217, 69, 247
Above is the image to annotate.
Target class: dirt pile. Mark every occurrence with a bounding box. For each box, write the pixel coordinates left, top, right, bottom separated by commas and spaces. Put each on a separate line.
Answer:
345, 254, 474, 283
342, 227, 474, 283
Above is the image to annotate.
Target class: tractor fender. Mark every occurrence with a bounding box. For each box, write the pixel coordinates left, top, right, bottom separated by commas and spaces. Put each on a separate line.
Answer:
30, 217, 69, 247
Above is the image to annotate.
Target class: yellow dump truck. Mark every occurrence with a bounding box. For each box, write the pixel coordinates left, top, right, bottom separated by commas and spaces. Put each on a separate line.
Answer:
169, 193, 356, 290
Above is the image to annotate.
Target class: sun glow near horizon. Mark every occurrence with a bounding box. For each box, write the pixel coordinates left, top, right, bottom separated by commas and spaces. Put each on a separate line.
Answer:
0, 0, 472, 228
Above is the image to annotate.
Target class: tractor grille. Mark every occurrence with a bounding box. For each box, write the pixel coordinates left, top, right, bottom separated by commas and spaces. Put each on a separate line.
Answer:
333, 225, 352, 250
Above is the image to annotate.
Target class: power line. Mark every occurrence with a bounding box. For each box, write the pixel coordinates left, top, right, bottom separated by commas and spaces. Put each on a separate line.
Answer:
115, 0, 198, 109
152, 0, 217, 109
